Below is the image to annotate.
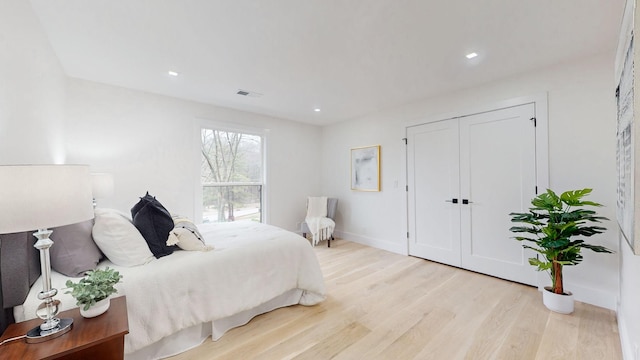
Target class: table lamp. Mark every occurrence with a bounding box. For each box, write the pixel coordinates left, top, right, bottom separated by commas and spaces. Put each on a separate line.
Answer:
0, 165, 94, 343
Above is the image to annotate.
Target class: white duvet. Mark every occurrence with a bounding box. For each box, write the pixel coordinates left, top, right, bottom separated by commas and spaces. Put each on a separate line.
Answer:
15, 221, 326, 354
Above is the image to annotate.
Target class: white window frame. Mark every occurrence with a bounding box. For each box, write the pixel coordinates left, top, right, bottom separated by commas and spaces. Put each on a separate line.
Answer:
194, 118, 268, 224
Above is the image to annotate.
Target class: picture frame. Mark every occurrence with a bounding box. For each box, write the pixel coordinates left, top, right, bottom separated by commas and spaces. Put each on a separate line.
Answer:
616, 33, 636, 253
351, 145, 380, 191
615, 0, 640, 255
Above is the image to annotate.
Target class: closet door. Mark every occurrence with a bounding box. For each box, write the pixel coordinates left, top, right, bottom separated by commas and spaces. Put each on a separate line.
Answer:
407, 119, 461, 266
407, 103, 538, 286
459, 104, 537, 286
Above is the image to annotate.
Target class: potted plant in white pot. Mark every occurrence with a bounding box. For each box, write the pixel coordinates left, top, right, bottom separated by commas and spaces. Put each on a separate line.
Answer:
509, 188, 612, 314
65, 267, 123, 318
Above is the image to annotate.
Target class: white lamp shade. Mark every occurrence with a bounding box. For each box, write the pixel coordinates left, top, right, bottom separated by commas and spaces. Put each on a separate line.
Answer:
91, 173, 114, 199
0, 165, 94, 233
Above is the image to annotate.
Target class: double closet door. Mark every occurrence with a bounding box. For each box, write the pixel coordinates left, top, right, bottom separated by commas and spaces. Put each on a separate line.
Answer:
407, 104, 537, 286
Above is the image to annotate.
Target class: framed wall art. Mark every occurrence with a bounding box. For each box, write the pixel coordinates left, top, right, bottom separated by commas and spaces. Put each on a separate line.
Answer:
616, 0, 640, 254
616, 33, 636, 253
351, 145, 380, 191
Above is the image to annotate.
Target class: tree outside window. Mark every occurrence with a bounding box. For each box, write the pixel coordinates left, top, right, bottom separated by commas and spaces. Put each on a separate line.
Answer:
201, 128, 263, 223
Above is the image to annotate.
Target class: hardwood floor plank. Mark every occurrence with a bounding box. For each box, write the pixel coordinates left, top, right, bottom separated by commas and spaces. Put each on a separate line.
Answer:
576, 303, 623, 360
463, 283, 528, 359
168, 239, 622, 360
535, 310, 580, 360
492, 288, 548, 359
412, 274, 509, 359
375, 306, 457, 360
293, 321, 371, 360
332, 308, 425, 360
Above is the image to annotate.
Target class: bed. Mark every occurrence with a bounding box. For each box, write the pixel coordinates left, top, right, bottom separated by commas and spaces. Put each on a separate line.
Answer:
3, 219, 326, 359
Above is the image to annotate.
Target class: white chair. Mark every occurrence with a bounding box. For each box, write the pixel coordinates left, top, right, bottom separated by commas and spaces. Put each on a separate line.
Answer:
301, 198, 338, 247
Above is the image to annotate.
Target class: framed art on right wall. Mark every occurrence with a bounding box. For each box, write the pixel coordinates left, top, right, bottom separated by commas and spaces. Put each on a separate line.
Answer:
616, 0, 640, 254
351, 145, 380, 192
616, 33, 635, 253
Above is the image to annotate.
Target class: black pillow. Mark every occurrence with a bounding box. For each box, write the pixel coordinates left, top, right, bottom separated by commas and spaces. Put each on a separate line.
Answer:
131, 192, 175, 258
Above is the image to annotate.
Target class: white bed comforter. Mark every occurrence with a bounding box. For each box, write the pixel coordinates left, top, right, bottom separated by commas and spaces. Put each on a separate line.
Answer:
15, 221, 326, 354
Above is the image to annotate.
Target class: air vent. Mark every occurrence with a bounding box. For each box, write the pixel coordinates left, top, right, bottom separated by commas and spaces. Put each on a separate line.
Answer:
236, 89, 263, 98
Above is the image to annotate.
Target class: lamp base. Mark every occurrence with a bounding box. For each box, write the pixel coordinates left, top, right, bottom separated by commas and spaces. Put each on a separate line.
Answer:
25, 318, 73, 344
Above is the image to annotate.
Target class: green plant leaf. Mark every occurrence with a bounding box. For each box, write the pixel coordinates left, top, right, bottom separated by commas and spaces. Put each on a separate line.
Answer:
529, 257, 552, 271
509, 188, 612, 293
531, 189, 561, 211
522, 244, 544, 253
513, 236, 538, 243
580, 244, 614, 253
560, 188, 591, 205
509, 226, 539, 234
64, 267, 122, 309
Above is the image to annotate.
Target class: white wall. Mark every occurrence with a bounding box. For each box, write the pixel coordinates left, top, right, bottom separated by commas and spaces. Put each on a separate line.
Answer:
620, 236, 640, 359
322, 53, 620, 310
63, 78, 322, 232
0, 0, 323, 232
0, 0, 67, 164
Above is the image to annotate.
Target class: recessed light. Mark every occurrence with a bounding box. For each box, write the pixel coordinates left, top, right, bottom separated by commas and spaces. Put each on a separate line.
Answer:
466, 52, 478, 59
314, 108, 321, 112
168, 71, 179, 77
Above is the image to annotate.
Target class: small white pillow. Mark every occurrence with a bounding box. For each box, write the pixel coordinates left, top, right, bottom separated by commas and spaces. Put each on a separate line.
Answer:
168, 227, 213, 251
92, 208, 155, 266
171, 214, 205, 242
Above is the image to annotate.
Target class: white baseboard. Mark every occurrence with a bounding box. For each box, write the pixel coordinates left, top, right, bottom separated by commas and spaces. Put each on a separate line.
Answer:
618, 308, 636, 360
333, 230, 406, 255
563, 282, 617, 311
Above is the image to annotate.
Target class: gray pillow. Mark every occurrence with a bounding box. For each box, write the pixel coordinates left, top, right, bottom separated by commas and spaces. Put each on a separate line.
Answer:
49, 220, 103, 277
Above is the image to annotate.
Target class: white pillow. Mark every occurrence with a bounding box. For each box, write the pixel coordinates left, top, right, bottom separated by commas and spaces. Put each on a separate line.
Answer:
92, 208, 155, 266
168, 227, 213, 251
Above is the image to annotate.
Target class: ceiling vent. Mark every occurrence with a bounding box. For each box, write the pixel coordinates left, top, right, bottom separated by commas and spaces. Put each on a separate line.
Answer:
236, 89, 263, 98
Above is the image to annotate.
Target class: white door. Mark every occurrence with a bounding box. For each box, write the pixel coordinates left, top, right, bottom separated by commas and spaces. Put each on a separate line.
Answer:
407, 119, 461, 266
407, 103, 537, 286
459, 104, 537, 286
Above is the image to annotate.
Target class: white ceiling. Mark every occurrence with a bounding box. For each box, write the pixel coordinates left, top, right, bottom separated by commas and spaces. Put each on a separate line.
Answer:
29, 0, 625, 126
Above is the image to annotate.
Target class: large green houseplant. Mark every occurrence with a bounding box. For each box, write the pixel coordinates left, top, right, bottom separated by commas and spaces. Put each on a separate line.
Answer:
65, 267, 122, 315
509, 189, 612, 311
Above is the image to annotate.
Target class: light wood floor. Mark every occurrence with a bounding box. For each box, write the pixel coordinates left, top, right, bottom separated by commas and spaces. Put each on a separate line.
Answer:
169, 239, 622, 360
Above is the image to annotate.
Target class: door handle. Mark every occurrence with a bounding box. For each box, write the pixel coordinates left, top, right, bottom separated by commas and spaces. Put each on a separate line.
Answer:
462, 199, 473, 204
445, 198, 458, 204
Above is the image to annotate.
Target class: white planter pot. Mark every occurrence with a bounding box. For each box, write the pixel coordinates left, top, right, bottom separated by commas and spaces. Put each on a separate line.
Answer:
80, 298, 111, 318
542, 287, 574, 314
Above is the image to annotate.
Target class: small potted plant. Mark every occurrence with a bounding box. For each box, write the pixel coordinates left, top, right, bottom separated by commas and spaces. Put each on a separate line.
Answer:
65, 267, 123, 318
509, 188, 612, 314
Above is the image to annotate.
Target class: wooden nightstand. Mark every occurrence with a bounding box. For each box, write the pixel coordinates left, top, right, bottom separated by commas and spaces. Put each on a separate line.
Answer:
0, 296, 129, 360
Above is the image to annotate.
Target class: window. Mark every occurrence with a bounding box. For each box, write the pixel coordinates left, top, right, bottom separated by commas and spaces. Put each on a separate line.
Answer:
200, 128, 263, 223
